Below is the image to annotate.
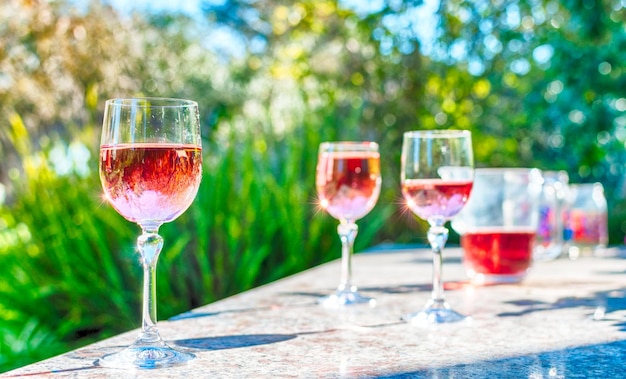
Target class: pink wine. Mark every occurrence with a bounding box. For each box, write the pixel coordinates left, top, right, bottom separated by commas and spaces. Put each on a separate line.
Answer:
401, 179, 473, 220
100, 143, 202, 225
461, 228, 535, 275
316, 151, 381, 222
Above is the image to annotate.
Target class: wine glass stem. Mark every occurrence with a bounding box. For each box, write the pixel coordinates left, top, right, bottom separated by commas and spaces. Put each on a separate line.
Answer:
337, 222, 358, 291
136, 229, 164, 345
427, 225, 449, 304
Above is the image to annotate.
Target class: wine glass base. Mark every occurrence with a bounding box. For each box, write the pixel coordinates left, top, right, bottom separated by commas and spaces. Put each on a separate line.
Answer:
96, 345, 195, 369
318, 288, 376, 308
403, 300, 466, 325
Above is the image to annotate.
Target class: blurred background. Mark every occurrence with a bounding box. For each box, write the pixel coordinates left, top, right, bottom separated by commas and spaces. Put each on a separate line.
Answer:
0, 0, 624, 371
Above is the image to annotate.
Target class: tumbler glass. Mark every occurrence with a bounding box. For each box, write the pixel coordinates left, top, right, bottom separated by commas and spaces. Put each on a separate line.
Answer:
565, 182, 608, 259
534, 170, 570, 261
451, 168, 543, 284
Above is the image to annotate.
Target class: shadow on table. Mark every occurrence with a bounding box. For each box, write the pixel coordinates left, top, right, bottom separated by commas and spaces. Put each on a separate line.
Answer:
175, 333, 297, 350
175, 325, 352, 351
498, 287, 626, 328
170, 300, 318, 321
361, 280, 469, 294
374, 339, 626, 379
284, 281, 467, 299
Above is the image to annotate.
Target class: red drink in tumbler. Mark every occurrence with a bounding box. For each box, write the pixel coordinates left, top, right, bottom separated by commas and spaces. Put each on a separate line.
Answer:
461, 228, 536, 284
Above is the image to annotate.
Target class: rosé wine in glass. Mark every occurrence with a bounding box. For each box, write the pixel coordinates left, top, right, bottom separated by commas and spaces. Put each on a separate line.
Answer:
97, 97, 201, 369
316, 142, 381, 307
100, 143, 202, 225
316, 150, 381, 222
400, 130, 474, 325
402, 179, 473, 221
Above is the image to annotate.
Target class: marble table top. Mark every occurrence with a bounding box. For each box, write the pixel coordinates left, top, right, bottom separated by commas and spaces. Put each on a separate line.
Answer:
3, 246, 626, 378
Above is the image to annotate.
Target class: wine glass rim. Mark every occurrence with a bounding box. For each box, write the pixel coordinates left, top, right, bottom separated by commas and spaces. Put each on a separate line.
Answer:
403, 130, 471, 138
320, 141, 379, 148
105, 97, 198, 108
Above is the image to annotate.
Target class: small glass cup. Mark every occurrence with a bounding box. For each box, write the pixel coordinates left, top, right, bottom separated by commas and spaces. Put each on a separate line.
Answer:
534, 170, 570, 261
564, 183, 608, 259
451, 168, 543, 285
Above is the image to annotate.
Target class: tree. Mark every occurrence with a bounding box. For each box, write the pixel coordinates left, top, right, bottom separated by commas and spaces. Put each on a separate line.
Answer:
200, 0, 626, 241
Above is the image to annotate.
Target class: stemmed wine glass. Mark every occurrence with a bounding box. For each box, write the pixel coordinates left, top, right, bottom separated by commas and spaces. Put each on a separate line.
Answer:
400, 130, 474, 324
315, 141, 381, 307
98, 98, 203, 368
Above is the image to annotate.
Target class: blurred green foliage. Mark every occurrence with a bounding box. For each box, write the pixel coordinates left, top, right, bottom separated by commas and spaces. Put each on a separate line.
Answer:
0, 0, 624, 372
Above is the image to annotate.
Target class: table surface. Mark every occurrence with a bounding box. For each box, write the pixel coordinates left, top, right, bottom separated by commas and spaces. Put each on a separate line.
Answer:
3, 246, 626, 378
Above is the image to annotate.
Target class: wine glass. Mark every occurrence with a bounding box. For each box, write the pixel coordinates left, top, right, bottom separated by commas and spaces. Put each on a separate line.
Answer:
315, 141, 381, 307
97, 98, 202, 368
400, 130, 474, 324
